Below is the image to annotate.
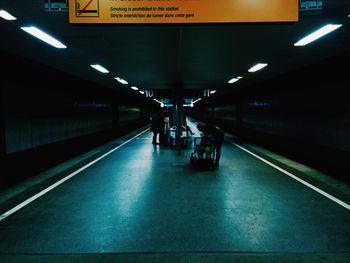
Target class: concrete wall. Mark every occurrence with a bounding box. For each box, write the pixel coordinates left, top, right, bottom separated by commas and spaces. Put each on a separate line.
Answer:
240, 91, 350, 153
3, 87, 114, 154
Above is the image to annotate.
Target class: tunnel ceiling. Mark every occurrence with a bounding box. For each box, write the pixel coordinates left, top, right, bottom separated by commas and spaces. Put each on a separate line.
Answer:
0, 0, 350, 104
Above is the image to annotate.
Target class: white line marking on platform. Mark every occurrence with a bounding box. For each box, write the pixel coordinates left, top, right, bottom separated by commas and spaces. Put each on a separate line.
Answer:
0, 128, 150, 222
226, 138, 350, 211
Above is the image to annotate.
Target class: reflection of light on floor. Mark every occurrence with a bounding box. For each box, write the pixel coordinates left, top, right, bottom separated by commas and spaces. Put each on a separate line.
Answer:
153, 145, 160, 156
221, 179, 270, 248
112, 142, 156, 217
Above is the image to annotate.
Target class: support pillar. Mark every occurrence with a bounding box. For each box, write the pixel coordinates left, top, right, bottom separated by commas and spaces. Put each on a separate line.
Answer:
174, 100, 183, 152
0, 83, 5, 157
172, 83, 184, 154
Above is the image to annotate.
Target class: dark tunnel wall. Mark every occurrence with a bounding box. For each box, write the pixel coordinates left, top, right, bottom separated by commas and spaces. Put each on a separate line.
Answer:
3, 84, 114, 154
0, 52, 150, 155
0, 51, 152, 188
190, 50, 350, 179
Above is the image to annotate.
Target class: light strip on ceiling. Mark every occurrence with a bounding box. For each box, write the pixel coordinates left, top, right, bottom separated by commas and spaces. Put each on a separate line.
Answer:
20, 26, 67, 49
0, 9, 17, 20
248, 63, 268, 73
114, 77, 128, 85
294, 24, 342, 46
90, 64, 109, 73
228, 76, 243, 84
193, 98, 202, 104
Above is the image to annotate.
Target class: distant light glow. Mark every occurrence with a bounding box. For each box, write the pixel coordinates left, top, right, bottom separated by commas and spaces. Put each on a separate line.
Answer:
131, 86, 138, 91
114, 77, 128, 85
74, 101, 108, 108
248, 63, 268, 72
157, 103, 194, 108
249, 101, 272, 107
0, 10, 17, 20
294, 24, 342, 46
20, 26, 67, 49
90, 64, 109, 73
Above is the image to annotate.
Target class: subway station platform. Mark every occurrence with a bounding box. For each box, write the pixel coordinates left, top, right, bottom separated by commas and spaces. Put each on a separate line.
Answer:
0, 120, 350, 263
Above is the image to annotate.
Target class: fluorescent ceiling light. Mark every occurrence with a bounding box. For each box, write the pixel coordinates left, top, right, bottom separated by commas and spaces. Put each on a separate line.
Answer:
0, 10, 17, 20
20, 26, 67, 48
131, 86, 138, 91
294, 24, 342, 46
193, 98, 202, 104
114, 77, 128, 85
248, 63, 268, 73
90, 64, 109, 73
228, 78, 239, 84
228, 76, 243, 84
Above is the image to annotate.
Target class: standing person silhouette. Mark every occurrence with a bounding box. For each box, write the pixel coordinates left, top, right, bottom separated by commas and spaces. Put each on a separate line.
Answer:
150, 111, 164, 144
197, 122, 224, 166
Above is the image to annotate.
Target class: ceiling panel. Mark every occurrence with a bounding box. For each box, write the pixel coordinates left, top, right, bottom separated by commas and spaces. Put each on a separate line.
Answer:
0, 0, 350, 103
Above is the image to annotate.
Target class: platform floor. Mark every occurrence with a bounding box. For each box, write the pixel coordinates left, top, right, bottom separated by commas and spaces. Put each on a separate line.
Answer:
0, 120, 349, 262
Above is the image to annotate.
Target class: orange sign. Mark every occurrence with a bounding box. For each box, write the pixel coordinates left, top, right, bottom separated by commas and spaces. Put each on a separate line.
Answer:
69, 0, 298, 24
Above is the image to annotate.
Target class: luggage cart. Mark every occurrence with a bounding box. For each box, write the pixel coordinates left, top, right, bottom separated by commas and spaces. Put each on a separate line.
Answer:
189, 135, 216, 169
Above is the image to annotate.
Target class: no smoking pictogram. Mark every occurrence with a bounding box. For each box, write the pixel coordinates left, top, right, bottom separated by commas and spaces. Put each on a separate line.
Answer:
75, 0, 99, 17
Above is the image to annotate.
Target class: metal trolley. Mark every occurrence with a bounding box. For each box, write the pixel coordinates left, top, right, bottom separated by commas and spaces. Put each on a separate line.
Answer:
189, 135, 216, 169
